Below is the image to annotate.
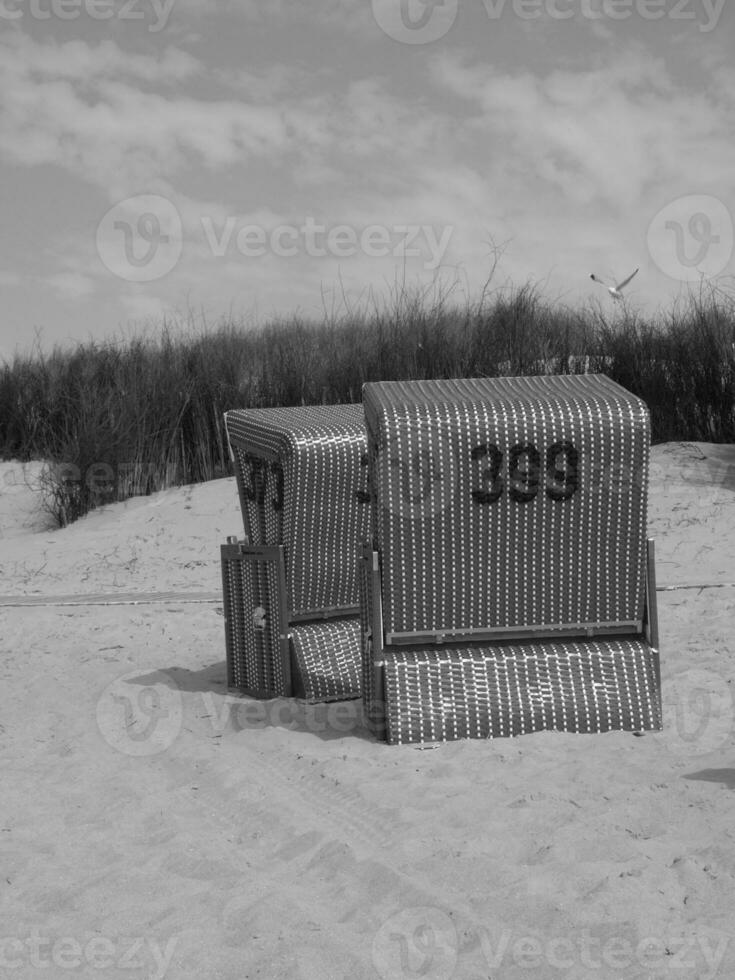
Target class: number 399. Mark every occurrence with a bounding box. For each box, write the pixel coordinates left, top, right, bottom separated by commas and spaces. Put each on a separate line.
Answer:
471, 440, 579, 504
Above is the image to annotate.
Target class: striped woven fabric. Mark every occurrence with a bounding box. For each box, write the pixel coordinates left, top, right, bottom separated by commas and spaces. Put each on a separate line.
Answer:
221, 542, 361, 702
381, 640, 661, 744
363, 376, 650, 640
361, 375, 661, 744
291, 619, 362, 702
221, 542, 290, 698
225, 404, 369, 617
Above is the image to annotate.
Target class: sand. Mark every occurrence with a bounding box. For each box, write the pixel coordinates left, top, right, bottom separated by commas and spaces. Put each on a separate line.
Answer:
1, 442, 734, 979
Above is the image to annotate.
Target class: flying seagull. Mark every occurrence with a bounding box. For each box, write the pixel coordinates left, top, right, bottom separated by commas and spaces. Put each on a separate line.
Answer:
590, 268, 639, 300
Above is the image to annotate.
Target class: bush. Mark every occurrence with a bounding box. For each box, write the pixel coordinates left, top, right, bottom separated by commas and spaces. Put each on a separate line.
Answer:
1, 284, 733, 526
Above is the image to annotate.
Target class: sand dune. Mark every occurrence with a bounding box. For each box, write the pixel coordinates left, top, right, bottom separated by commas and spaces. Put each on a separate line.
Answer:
1, 442, 734, 979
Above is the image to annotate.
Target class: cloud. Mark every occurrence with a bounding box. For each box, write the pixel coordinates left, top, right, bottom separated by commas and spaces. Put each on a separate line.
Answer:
211, 64, 315, 102
168, 0, 368, 31
1, 17, 732, 347
0, 36, 292, 190
0, 270, 22, 287
431, 47, 735, 213
0, 32, 447, 204
0, 32, 199, 84
118, 291, 173, 323
44, 272, 96, 300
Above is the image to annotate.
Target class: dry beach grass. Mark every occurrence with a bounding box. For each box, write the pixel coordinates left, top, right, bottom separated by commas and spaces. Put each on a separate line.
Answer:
2, 285, 734, 529
1, 442, 735, 979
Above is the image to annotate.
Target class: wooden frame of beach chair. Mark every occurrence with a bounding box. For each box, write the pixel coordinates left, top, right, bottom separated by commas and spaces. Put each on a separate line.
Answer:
221, 537, 363, 702
221, 405, 369, 702
360, 375, 663, 744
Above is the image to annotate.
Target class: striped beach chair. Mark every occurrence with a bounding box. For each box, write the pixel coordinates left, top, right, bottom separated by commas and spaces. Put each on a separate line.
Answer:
221, 404, 369, 702
360, 375, 662, 744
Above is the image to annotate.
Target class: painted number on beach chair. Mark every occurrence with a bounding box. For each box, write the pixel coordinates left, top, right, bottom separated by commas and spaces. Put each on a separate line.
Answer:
471, 440, 579, 504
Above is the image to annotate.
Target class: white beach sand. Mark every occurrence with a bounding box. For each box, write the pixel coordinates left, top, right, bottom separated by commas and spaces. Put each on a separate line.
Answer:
1, 442, 734, 979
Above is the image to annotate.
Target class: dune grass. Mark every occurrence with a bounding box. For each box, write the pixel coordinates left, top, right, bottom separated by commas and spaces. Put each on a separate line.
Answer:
1, 282, 733, 526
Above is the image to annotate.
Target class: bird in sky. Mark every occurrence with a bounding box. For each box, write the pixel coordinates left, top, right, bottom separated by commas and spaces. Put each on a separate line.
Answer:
590, 268, 639, 300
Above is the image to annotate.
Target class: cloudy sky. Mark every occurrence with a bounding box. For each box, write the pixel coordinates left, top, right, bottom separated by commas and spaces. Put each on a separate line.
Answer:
1, 0, 734, 357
